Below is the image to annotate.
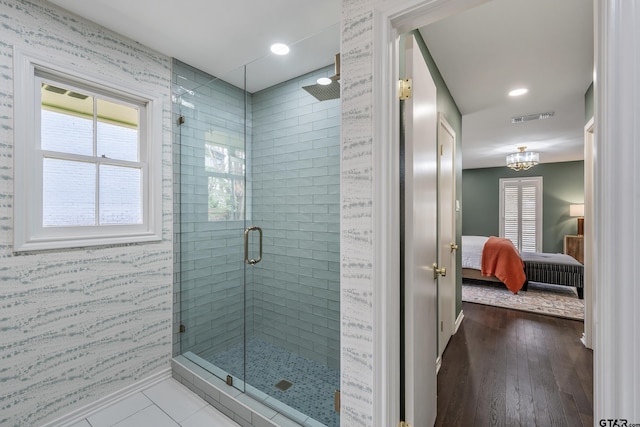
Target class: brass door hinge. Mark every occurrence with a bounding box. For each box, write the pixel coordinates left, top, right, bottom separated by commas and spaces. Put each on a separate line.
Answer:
399, 78, 412, 100
334, 390, 340, 413
399, 421, 412, 427
179, 324, 186, 333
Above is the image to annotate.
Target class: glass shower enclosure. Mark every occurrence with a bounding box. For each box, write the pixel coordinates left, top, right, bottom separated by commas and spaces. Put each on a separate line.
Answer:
173, 24, 340, 427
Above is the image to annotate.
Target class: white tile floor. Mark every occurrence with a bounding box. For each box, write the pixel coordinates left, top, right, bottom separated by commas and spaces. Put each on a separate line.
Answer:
69, 378, 240, 427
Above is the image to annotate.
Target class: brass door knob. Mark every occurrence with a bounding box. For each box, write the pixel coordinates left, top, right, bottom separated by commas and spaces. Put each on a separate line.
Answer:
433, 263, 447, 279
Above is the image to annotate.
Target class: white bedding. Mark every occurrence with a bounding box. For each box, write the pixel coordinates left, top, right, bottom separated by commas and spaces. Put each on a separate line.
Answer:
461, 235, 489, 270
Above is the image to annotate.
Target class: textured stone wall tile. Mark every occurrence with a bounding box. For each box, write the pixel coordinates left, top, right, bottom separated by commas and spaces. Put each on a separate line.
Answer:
0, 1, 173, 425
340, 0, 376, 425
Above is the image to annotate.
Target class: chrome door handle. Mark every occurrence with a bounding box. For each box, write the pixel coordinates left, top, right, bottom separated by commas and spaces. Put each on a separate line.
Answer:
244, 226, 262, 265
433, 263, 446, 280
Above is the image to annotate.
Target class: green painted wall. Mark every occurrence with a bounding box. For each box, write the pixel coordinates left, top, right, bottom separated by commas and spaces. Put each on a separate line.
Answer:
585, 82, 594, 120
406, 31, 465, 316
462, 161, 584, 253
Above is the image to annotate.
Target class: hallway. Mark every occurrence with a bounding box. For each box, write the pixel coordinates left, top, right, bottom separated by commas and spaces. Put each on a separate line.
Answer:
435, 302, 593, 426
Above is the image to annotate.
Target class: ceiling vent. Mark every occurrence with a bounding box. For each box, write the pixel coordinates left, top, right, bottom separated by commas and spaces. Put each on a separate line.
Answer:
511, 111, 554, 124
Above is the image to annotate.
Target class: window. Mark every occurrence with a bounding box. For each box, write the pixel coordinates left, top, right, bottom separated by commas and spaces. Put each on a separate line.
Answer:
13, 50, 162, 251
204, 131, 245, 221
499, 177, 542, 252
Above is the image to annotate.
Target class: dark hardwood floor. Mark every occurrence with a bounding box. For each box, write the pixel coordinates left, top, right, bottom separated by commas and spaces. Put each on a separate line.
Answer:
435, 302, 593, 427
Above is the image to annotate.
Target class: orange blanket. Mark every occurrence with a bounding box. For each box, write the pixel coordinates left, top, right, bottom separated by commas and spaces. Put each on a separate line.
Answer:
481, 236, 526, 294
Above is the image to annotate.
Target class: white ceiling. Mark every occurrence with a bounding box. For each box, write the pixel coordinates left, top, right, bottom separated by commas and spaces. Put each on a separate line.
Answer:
47, 0, 593, 169
46, 0, 341, 93
420, 0, 594, 168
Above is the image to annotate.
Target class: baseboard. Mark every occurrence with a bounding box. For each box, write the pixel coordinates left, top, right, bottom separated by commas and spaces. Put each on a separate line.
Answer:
581, 332, 588, 348
454, 310, 465, 333
41, 368, 171, 427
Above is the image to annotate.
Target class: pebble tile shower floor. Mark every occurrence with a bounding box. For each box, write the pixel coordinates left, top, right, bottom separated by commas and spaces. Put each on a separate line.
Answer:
203, 337, 339, 427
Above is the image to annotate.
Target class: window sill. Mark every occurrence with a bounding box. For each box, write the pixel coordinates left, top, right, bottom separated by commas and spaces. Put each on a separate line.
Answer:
13, 232, 163, 253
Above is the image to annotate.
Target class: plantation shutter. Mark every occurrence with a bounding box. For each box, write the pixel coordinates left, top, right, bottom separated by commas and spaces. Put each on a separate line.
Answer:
499, 177, 542, 252
503, 184, 519, 247
520, 184, 538, 252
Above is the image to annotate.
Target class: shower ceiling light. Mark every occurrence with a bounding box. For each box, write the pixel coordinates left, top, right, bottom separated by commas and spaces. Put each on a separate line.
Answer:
317, 77, 332, 85
270, 43, 290, 55
509, 88, 528, 97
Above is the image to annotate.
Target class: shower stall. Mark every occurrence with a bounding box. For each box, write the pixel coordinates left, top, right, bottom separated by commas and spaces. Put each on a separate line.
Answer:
172, 26, 340, 427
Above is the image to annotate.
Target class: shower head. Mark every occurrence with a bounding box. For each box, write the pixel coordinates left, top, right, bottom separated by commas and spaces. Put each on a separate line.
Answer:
302, 53, 340, 101
302, 80, 340, 101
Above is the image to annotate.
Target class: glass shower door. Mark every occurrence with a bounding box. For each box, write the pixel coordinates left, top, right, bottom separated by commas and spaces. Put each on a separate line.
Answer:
242, 28, 341, 426
175, 61, 248, 391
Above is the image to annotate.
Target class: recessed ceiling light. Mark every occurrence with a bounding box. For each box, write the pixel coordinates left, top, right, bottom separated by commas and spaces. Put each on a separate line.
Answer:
317, 77, 332, 85
509, 88, 528, 97
270, 43, 290, 55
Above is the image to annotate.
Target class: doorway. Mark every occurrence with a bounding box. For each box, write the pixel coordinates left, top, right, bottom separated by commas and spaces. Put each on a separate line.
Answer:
403, 2, 592, 425
340, 0, 640, 424
352, 0, 602, 426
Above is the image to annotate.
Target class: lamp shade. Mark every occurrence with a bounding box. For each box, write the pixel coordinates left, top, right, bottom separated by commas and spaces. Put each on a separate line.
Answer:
569, 204, 584, 217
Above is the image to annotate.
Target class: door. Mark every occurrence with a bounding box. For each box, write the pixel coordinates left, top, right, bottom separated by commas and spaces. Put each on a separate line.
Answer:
176, 62, 248, 393
437, 114, 456, 360
583, 118, 594, 349
402, 34, 439, 427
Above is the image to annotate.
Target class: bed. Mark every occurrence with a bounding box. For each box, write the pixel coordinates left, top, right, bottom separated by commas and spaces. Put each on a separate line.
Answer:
462, 235, 584, 299
461, 235, 527, 293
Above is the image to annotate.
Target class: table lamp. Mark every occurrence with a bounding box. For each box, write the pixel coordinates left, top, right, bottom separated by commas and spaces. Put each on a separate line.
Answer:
570, 204, 584, 236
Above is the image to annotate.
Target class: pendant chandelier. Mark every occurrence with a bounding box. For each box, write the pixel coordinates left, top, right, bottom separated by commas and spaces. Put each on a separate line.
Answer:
506, 146, 539, 171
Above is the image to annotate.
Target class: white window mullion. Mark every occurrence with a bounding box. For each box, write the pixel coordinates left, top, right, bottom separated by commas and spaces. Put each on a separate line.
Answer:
95, 162, 101, 227
33, 76, 45, 240
93, 96, 100, 226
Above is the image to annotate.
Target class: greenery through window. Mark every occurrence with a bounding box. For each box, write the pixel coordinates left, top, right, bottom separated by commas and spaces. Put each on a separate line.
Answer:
204, 131, 245, 221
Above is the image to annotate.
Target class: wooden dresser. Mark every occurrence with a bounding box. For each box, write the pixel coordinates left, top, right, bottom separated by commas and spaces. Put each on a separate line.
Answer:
563, 235, 584, 264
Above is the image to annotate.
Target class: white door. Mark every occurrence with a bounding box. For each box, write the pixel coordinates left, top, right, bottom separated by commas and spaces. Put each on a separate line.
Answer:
437, 115, 456, 361
583, 118, 594, 349
402, 34, 438, 427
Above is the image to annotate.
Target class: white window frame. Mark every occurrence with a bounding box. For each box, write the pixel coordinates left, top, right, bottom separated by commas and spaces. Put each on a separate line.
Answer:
13, 49, 163, 252
499, 176, 543, 252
